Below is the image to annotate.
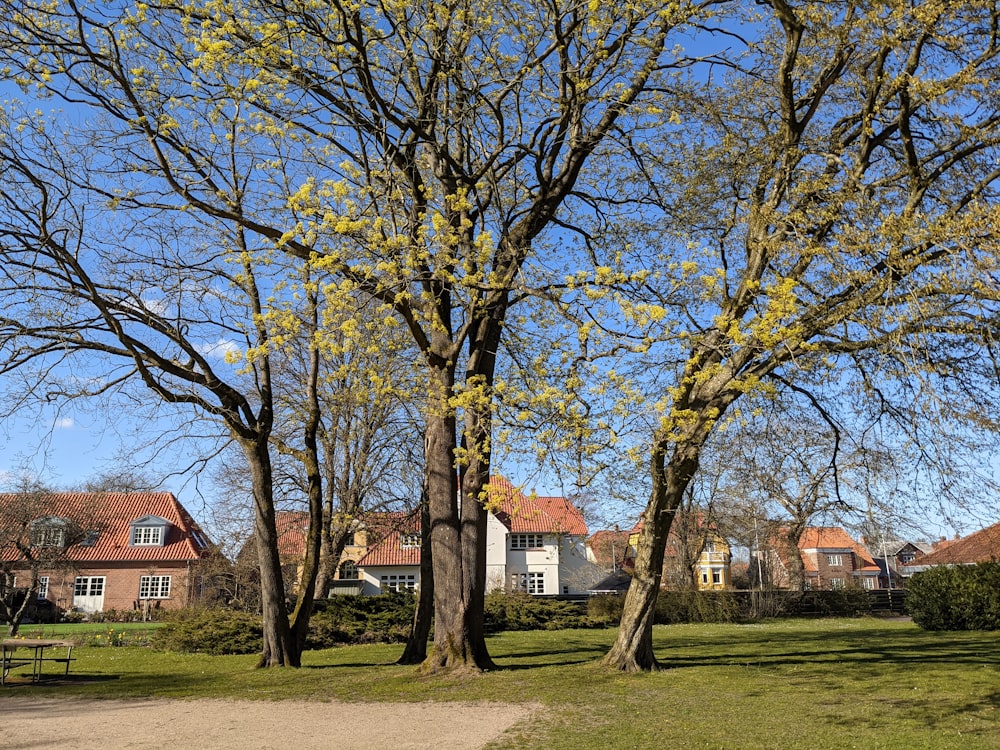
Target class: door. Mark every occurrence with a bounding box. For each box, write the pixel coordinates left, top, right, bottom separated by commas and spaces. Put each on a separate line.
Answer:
72, 576, 105, 613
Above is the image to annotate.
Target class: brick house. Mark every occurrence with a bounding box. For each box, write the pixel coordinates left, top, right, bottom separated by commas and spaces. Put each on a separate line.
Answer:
0, 492, 213, 616
902, 520, 1000, 574
759, 526, 881, 590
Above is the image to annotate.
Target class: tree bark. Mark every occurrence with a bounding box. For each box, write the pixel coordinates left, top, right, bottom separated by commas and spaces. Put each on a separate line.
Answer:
420, 361, 494, 673
398, 487, 434, 664
244, 438, 297, 668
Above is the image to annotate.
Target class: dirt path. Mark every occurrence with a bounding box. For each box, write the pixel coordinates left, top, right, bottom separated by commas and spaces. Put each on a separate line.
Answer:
2, 696, 537, 749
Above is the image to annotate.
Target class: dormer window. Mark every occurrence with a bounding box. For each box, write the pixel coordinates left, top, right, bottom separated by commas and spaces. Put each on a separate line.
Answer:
30, 517, 68, 548
129, 515, 170, 547
400, 533, 420, 548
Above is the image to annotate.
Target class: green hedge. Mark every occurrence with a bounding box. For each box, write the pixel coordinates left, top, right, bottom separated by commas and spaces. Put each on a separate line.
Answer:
485, 592, 610, 631
306, 591, 415, 648
907, 562, 1000, 631
150, 608, 264, 655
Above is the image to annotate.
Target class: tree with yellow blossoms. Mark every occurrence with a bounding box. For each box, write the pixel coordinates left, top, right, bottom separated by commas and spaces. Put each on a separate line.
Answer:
0, 0, 715, 670
577, 0, 1000, 670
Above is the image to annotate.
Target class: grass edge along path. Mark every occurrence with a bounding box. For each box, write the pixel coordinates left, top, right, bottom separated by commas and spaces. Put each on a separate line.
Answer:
7, 618, 999, 750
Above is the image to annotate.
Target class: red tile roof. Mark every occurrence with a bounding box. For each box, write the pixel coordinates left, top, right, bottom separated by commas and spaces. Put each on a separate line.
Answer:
355, 511, 421, 567
487, 476, 588, 535
0, 492, 211, 563
273, 510, 413, 560
587, 529, 632, 568
910, 521, 1000, 566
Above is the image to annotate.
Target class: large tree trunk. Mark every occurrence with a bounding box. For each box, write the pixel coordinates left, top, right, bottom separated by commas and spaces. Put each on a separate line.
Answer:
398, 488, 434, 664
420, 362, 494, 673
243, 438, 297, 668
288, 303, 325, 656
602, 443, 682, 671
604, 432, 718, 670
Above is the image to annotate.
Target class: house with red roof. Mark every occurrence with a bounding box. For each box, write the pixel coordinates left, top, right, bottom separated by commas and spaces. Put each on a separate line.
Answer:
758, 526, 882, 590
0, 492, 213, 616
348, 477, 603, 596
483, 476, 600, 595
266, 510, 415, 596
902, 520, 1000, 573
614, 515, 733, 591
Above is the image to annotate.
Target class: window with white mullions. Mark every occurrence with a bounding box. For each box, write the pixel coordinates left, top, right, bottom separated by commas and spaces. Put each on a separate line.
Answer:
510, 571, 544, 594
139, 575, 171, 599
510, 534, 544, 549
131, 526, 163, 546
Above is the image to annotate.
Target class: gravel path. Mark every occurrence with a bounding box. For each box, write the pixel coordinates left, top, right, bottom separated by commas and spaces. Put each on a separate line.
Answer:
2, 696, 537, 749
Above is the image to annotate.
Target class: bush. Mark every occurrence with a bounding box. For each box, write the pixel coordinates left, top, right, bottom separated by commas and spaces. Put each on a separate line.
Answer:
484, 591, 606, 632
150, 608, 263, 655
907, 562, 1000, 631
306, 591, 415, 648
655, 591, 743, 624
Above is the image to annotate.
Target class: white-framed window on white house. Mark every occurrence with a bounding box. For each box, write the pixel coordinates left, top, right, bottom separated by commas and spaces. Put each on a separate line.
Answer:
380, 574, 416, 592
138, 575, 172, 599
826, 554, 844, 566
37, 576, 49, 599
131, 526, 163, 546
510, 534, 544, 550
511, 572, 544, 594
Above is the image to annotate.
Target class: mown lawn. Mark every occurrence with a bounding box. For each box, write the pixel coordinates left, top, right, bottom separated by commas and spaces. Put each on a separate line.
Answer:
6, 618, 998, 750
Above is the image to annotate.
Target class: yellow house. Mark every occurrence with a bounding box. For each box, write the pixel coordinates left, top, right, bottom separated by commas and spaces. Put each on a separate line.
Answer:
626, 516, 732, 591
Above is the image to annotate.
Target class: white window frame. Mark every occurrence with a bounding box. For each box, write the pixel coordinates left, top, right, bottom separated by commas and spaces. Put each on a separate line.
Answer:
861, 576, 876, 590
830, 578, 846, 590
712, 569, 722, 584
30, 519, 67, 548
338, 560, 358, 580
510, 534, 544, 550
138, 575, 172, 599
511, 571, 544, 594
826, 554, 844, 567
380, 574, 416, 592
74, 576, 105, 597
37, 576, 49, 599
400, 533, 420, 548
131, 525, 164, 546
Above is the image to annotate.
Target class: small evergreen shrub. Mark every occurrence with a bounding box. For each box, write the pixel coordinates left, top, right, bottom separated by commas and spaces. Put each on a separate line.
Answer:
483, 591, 602, 632
654, 591, 742, 624
907, 562, 1000, 631
150, 608, 263, 655
587, 594, 624, 623
306, 591, 415, 648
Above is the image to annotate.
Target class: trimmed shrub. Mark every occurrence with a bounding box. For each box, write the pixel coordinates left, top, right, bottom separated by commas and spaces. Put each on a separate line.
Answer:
654, 590, 743, 624
306, 590, 415, 648
150, 608, 263, 655
484, 592, 603, 632
907, 562, 1000, 631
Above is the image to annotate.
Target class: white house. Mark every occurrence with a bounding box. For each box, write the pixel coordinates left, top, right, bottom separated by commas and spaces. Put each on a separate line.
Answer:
355, 476, 603, 595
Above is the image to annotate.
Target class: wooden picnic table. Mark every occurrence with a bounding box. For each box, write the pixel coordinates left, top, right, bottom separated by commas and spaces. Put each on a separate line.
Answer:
1, 638, 75, 686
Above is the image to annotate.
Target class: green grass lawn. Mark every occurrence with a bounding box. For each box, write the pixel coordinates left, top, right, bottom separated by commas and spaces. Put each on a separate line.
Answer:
6, 618, 998, 750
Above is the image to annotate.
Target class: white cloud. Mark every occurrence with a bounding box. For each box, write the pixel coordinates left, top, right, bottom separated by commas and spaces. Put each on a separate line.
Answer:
54, 417, 75, 429
195, 338, 241, 359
